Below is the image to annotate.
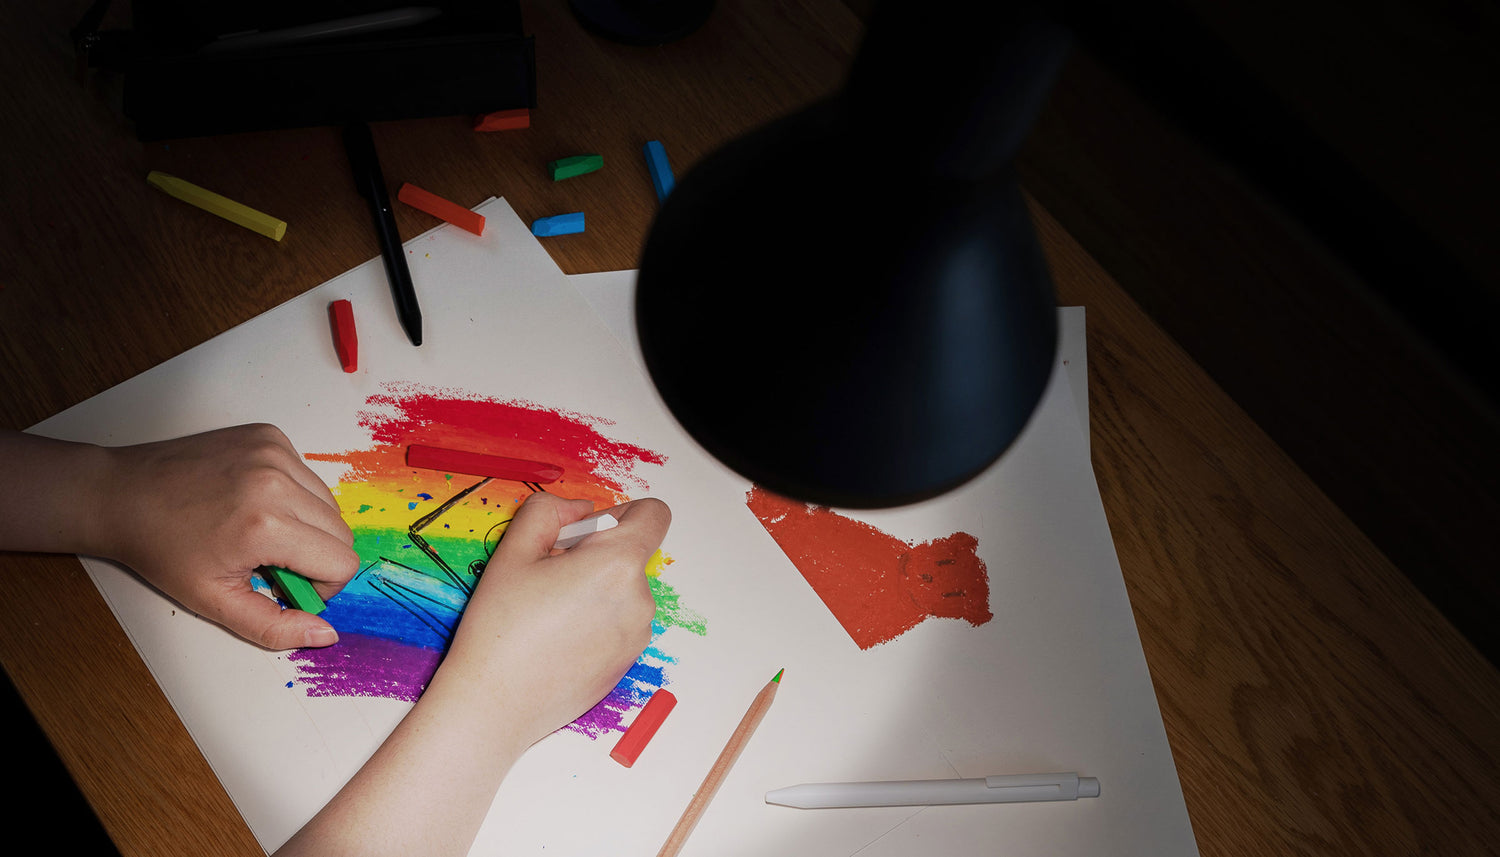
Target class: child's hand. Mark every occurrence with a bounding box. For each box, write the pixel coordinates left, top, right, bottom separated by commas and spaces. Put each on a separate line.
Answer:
439, 492, 670, 748
274, 492, 671, 857
93, 424, 359, 650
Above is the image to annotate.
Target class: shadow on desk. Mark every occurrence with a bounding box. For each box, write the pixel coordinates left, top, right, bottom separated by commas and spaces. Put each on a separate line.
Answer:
4, 671, 120, 855
1016, 0, 1500, 663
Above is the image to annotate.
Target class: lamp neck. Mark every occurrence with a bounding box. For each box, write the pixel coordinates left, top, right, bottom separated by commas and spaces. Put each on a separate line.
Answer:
843, 0, 1072, 181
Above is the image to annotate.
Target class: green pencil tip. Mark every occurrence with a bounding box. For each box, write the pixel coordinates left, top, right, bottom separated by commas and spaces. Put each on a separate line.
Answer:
772, 668, 784, 683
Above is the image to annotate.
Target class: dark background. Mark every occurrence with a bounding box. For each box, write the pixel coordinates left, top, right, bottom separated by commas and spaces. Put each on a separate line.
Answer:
1015, 0, 1500, 667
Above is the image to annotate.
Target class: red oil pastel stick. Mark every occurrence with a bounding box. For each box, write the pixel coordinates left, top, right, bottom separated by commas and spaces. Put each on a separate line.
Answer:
397, 183, 486, 236
473, 107, 530, 132
611, 689, 678, 767
329, 299, 357, 372
406, 444, 564, 484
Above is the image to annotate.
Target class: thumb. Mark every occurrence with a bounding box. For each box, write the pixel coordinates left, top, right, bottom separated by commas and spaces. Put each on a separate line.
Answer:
216, 589, 341, 650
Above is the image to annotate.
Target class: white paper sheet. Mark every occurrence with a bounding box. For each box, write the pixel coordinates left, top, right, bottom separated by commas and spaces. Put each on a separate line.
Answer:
33, 199, 1194, 856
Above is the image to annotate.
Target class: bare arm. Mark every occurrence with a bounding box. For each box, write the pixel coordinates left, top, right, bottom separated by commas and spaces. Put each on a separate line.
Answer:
276, 492, 670, 857
0, 430, 116, 556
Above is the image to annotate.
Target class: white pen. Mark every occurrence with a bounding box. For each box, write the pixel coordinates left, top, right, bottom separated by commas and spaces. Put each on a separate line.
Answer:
765, 772, 1100, 809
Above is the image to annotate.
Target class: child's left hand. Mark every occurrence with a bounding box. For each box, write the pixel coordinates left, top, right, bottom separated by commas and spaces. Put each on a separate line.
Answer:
89, 424, 360, 649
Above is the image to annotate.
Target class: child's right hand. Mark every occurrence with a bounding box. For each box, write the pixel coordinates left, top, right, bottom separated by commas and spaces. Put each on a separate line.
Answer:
436, 491, 670, 749
273, 491, 671, 857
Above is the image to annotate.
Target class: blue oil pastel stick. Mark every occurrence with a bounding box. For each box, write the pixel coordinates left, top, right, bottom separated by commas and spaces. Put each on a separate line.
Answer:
643, 140, 674, 202
532, 212, 585, 237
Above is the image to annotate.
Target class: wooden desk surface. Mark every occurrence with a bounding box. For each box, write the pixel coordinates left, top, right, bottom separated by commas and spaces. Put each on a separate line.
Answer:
3, 2, 1497, 855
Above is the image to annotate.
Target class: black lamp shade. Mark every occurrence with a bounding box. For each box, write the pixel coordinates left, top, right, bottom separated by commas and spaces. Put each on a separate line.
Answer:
635, 3, 1070, 508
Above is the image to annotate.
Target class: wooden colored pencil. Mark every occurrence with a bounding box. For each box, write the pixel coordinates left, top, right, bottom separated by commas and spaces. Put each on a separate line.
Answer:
656, 669, 784, 857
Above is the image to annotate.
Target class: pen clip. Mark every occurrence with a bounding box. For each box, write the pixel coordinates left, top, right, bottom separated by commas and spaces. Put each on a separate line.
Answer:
985, 772, 1074, 794
983, 772, 1098, 799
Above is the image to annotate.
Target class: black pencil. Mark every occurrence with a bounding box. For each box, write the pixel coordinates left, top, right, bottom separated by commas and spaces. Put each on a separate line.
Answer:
344, 121, 423, 346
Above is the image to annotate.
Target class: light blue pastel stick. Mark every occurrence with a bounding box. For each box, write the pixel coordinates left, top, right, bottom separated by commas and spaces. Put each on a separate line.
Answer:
643, 140, 674, 202
532, 211, 585, 237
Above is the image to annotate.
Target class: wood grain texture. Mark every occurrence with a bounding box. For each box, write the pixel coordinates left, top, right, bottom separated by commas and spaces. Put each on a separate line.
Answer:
2, 2, 1498, 856
1017, 6, 1500, 662
1036, 200, 1500, 855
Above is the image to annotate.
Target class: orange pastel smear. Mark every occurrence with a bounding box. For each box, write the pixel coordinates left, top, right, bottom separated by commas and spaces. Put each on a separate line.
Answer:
746, 485, 992, 649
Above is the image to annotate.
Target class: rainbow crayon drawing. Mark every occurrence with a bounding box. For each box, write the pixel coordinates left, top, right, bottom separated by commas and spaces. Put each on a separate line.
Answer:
285, 383, 707, 738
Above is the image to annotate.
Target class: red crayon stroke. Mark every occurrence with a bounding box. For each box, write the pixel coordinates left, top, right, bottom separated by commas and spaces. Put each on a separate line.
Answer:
746, 485, 992, 649
307, 382, 666, 505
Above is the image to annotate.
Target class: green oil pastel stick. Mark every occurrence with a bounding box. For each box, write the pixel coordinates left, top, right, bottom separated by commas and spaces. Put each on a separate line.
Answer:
548, 153, 603, 181
263, 566, 326, 615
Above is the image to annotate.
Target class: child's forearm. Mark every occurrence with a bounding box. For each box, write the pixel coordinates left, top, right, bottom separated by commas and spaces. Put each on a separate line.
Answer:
273, 654, 532, 857
0, 431, 114, 557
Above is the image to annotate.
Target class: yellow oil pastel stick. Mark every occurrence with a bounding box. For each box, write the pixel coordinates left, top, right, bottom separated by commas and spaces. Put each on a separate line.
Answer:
146, 170, 287, 241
